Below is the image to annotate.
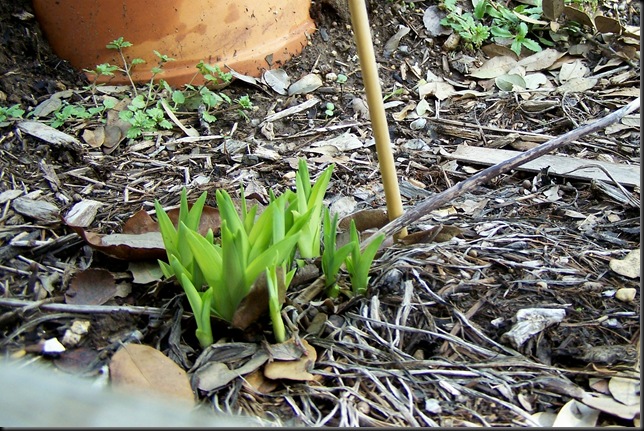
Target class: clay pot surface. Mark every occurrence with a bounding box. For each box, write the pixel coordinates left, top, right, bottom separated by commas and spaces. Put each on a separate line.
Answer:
32, 0, 315, 86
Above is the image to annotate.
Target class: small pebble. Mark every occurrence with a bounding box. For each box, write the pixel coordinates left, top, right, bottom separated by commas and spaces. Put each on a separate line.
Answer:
325, 72, 338, 82
357, 401, 370, 415
615, 287, 636, 302
410, 118, 427, 130
319, 27, 330, 42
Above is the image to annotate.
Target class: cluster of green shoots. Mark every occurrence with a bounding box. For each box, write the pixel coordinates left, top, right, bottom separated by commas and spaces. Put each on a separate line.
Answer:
155, 159, 385, 348
45, 37, 253, 138
0, 104, 25, 126
440, 0, 547, 55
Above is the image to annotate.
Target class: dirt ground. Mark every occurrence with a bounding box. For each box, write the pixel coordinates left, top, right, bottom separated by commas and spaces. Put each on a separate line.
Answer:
0, 0, 640, 427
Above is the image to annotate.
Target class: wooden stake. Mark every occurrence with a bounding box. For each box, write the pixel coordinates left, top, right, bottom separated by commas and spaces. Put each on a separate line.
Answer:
348, 0, 407, 238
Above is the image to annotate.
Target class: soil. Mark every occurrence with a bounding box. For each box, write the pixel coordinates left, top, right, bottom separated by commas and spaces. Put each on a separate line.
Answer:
0, 0, 640, 427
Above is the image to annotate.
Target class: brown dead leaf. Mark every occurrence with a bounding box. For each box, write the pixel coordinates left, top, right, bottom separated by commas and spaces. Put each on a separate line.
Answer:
53, 346, 100, 374
263, 339, 317, 381
588, 378, 611, 395
32, 94, 63, 118
594, 15, 622, 35
580, 392, 640, 420
608, 377, 640, 406
193, 351, 269, 392
65, 268, 117, 305
418, 81, 456, 100
67, 204, 220, 261
338, 208, 389, 231
69, 225, 167, 260
481, 43, 519, 60
517, 48, 565, 72
263, 337, 308, 361
232, 268, 286, 330
542, 0, 564, 21
552, 399, 599, 427
563, 6, 595, 30
469, 56, 518, 79
242, 369, 279, 394
128, 261, 164, 285
82, 126, 105, 148
398, 225, 463, 245
122, 209, 159, 234
109, 343, 194, 405
102, 125, 124, 151
558, 59, 588, 82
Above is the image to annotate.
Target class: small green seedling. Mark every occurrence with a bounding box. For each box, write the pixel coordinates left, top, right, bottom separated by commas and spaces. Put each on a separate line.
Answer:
0, 104, 25, 126
105, 36, 145, 95
50, 103, 92, 128
324, 102, 335, 117
195, 61, 233, 86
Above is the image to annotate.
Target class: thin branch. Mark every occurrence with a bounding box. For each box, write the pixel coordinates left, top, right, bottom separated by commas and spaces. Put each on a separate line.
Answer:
0, 297, 168, 317
363, 97, 640, 246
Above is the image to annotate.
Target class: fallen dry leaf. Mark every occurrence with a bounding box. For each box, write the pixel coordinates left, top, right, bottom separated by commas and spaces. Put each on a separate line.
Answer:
67, 203, 221, 261
263, 339, 317, 381
69, 226, 167, 261
65, 268, 117, 306
338, 208, 390, 231
82, 126, 105, 148
193, 351, 269, 392
263, 337, 309, 361
128, 261, 164, 285
562, 6, 594, 29
109, 343, 194, 406
398, 225, 463, 245
552, 398, 599, 427
232, 268, 286, 330
122, 209, 159, 234
594, 15, 622, 34
469, 56, 517, 79
608, 377, 640, 406
516, 48, 565, 71
242, 369, 279, 394
580, 392, 640, 420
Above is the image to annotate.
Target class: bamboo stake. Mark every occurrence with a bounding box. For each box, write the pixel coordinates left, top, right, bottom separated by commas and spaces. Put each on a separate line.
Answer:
348, 0, 407, 238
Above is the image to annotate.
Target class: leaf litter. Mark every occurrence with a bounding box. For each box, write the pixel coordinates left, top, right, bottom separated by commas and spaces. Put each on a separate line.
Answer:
0, 0, 640, 427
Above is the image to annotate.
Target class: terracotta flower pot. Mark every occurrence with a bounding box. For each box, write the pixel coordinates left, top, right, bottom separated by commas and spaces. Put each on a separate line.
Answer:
32, 0, 315, 87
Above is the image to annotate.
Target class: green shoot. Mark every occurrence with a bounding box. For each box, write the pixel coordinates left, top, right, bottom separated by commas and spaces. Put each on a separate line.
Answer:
292, 160, 334, 259
0, 104, 25, 125
344, 220, 385, 296
322, 208, 355, 298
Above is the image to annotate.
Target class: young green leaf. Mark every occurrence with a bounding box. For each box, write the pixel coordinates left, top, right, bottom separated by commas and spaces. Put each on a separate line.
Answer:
322, 208, 355, 295
344, 220, 385, 295
266, 266, 286, 343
